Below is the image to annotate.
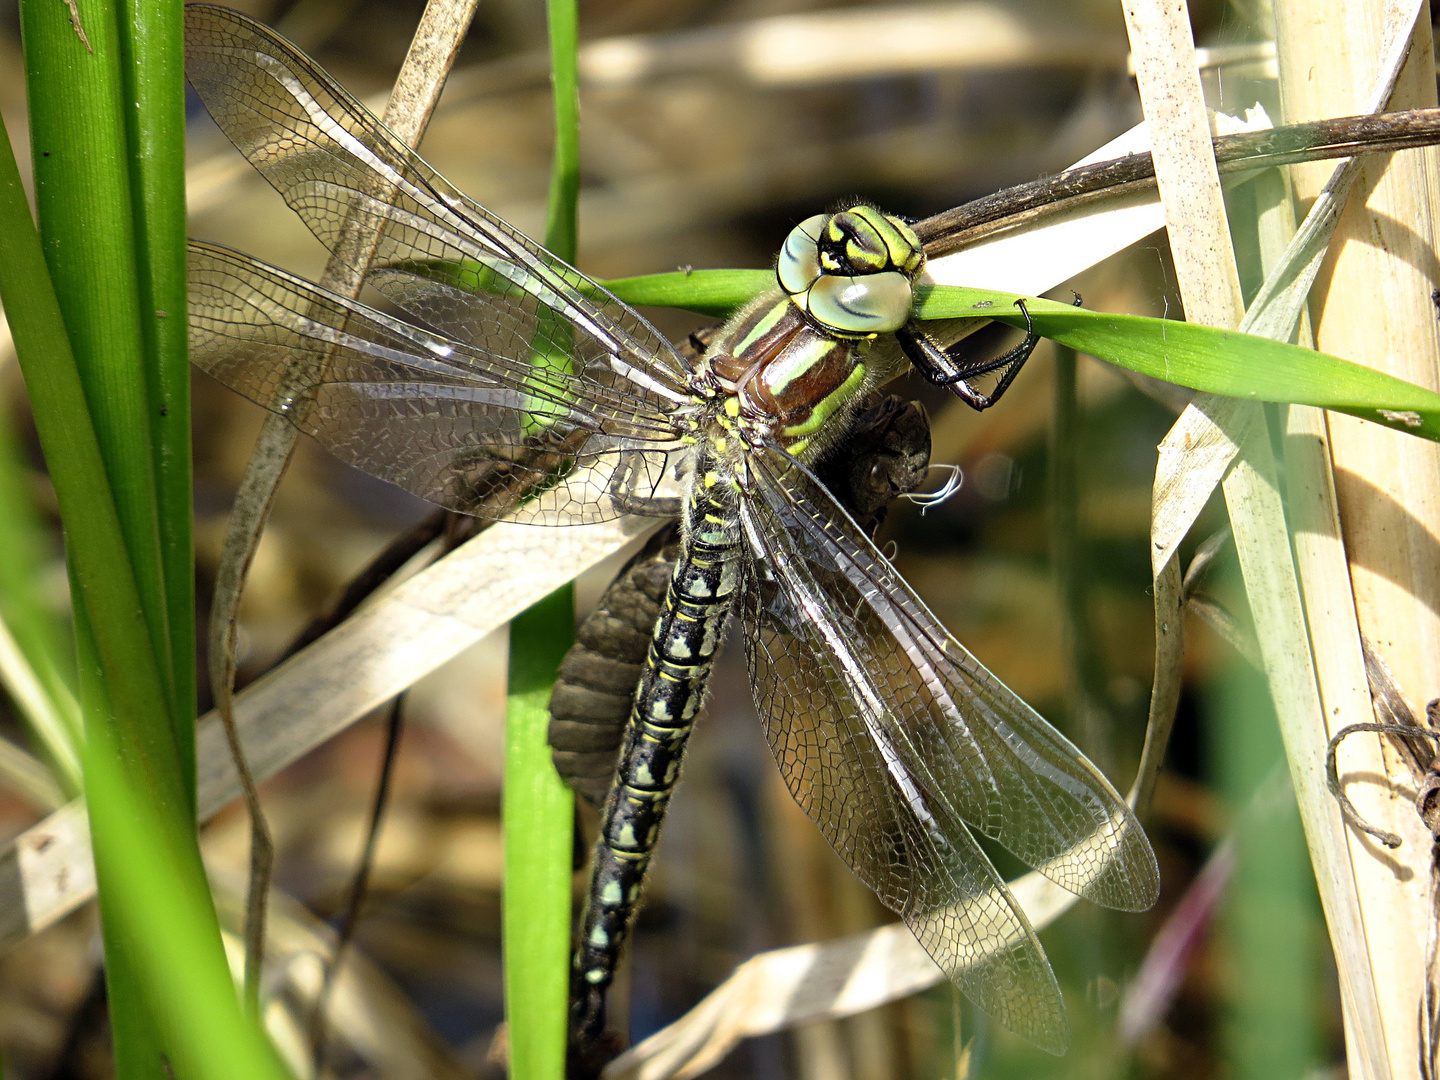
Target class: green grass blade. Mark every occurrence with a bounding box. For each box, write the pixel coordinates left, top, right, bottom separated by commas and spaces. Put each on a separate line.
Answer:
503, 0, 580, 1076
20, 0, 173, 719
83, 716, 295, 1080
115, 0, 200, 1060
601, 272, 1440, 441
19, 0, 187, 1073
1209, 659, 1321, 1080
0, 408, 82, 794
118, 0, 195, 787
543, 0, 580, 264
3, 27, 282, 1080
74, 601, 173, 1080
11, 0, 185, 844
954, 301, 1440, 442
603, 268, 771, 317
913, 285, 1440, 439
505, 589, 578, 1079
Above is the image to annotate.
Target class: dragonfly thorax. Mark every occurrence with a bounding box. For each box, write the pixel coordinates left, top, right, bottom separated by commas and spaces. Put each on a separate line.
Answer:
682, 204, 923, 460
695, 295, 878, 458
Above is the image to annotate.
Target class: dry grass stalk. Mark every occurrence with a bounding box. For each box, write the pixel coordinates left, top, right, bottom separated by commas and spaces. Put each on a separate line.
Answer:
1275, 1, 1440, 1076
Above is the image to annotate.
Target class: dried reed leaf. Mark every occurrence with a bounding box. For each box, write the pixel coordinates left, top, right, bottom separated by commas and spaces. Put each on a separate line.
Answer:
924, 121, 1163, 294
1131, 3, 1429, 1077
1148, 4, 1421, 577
210, 874, 472, 1080
1275, 0, 1440, 1075
602, 873, 1079, 1080
0, 512, 659, 946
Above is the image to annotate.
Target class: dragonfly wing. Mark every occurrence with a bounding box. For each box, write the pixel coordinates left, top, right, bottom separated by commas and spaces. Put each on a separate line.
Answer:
190, 241, 684, 524
738, 504, 1066, 1049
184, 4, 691, 404
741, 444, 1159, 908
736, 446, 1159, 1046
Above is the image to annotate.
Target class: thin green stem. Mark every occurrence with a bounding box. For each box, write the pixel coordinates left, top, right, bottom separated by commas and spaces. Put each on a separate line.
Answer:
503, 0, 581, 1076
543, 0, 580, 263
504, 596, 577, 1079
118, 0, 195, 792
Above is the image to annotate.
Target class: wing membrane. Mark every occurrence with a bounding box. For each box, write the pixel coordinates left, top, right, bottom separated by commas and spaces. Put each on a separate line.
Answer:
184, 4, 690, 403
741, 570, 1069, 1050
742, 445, 1159, 905
737, 446, 1159, 1045
190, 241, 684, 524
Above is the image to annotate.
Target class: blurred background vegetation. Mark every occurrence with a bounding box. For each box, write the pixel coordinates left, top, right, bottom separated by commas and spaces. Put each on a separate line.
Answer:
0, 0, 1348, 1076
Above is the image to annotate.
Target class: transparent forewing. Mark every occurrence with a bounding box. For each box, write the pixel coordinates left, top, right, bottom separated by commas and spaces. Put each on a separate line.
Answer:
184, 4, 690, 406
190, 242, 685, 524
737, 448, 1159, 1036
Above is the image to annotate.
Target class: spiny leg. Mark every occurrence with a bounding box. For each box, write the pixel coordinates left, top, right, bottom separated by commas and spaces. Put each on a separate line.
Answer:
898, 296, 1076, 412
606, 452, 685, 518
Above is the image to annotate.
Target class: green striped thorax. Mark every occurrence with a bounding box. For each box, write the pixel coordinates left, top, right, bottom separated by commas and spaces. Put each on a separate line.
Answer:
689, 206, 927, 462
776, 205, 925, 337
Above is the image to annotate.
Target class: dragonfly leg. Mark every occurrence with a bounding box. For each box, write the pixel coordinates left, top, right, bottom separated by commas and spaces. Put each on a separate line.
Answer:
899, 294, 1081, 411
610, 491, 684, 517
608, 454, 684, 517
897, 298, 1039, 411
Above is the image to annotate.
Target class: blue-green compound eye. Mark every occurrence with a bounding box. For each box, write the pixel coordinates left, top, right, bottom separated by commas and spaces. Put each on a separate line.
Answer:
804, 270, 913, 334
777, 214, 827, 297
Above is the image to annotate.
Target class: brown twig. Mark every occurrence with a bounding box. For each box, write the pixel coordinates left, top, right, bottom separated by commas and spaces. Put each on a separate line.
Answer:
309, 694, 408, 1071
197, 0, 482, 1010
916, 108, 1440, 258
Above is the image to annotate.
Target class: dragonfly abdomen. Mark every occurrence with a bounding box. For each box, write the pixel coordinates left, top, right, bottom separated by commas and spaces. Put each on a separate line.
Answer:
571, 478, 742, 1043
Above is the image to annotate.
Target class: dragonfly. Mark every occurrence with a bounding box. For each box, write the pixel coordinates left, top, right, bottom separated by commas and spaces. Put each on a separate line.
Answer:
184, 4, 1160, 1059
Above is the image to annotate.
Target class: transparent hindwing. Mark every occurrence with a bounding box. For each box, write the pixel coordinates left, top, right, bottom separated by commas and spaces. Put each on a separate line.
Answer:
738, 444, 1160, 1052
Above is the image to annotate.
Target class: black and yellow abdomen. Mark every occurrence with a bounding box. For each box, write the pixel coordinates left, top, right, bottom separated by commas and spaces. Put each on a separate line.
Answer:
570, 467, 743, 1042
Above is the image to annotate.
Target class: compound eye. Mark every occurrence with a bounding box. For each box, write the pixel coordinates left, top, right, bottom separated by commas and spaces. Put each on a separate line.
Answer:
795, 213, 830, 241
777, 215, 827, 296
806, 270, 913, 334
838, 211, 889, 262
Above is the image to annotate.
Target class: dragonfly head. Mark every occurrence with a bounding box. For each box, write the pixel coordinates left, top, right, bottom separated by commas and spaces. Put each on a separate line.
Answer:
776, 205, 925, 338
